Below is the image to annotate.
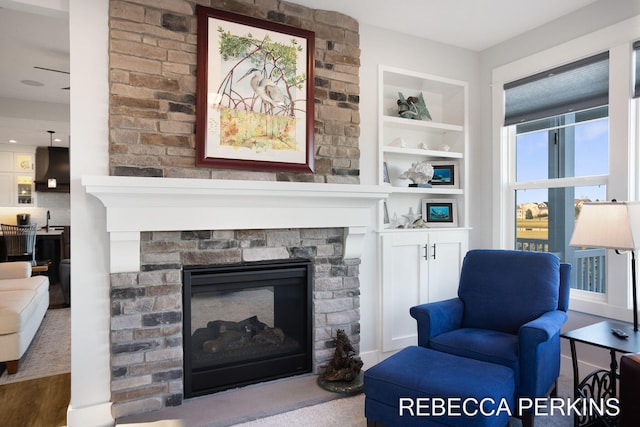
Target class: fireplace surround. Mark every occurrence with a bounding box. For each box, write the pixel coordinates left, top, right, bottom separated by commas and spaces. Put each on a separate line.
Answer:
85, 176, 388, 416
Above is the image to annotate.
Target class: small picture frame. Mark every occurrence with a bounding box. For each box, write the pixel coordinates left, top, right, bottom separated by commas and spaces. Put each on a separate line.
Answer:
422, 199, 458, 227
382, 162, 391, 184
383, 201, 390, 224
430, 161, 458, 188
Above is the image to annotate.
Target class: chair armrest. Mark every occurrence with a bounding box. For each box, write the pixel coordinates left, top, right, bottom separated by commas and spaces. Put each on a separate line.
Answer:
519, 310, 567, 343
518, 310, 568, 398
410, 298, 464, 347
0, 261, 32, 279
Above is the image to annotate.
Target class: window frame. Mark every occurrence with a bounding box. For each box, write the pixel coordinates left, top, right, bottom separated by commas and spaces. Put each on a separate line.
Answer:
491, 21, 639, 321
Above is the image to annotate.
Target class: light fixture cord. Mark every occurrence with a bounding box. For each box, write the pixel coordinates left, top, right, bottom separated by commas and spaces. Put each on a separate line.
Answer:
633, 250, 638, 332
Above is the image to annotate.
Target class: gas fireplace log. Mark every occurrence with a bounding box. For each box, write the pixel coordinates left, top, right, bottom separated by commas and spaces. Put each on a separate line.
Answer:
207, 315, 267, 335
202, 316, 286, 353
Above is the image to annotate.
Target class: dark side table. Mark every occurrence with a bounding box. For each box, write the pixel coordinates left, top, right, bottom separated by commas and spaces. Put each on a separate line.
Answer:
561, 320, 640, 426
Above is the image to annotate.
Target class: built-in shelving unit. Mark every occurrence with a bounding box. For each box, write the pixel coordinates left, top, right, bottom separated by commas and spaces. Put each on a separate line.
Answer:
376, 65, 470, 352
377, 65, 469, 231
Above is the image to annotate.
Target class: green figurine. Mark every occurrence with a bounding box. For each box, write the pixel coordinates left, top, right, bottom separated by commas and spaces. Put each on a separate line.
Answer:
397, 92, 432, 121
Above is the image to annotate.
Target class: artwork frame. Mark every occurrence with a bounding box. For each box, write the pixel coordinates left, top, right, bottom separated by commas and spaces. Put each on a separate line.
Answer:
429, 161, 458, 188
195, 6, 315, 173
422, 199, 458, 227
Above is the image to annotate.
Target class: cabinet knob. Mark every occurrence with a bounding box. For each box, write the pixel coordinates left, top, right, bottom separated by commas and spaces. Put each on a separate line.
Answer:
432, 244, 437, 260
423, 244, 429, 260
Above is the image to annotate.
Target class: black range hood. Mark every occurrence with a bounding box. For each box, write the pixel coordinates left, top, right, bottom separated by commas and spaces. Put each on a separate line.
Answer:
35, 146, 70, 193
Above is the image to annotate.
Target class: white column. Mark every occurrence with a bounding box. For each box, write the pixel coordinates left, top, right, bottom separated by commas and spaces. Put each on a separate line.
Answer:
67, 0, 114, 425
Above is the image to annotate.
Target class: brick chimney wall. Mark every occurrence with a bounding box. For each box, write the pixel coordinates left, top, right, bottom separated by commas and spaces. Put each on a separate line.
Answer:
109, 0, 361, 182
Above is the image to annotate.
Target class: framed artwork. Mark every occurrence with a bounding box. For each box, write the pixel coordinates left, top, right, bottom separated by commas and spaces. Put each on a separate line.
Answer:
195, 6, 315, 173
422, 199, 458, 227
430, 161, 458, 188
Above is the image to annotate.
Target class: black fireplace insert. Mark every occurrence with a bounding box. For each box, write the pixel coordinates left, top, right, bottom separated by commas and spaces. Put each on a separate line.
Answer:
183, 259, 312, 398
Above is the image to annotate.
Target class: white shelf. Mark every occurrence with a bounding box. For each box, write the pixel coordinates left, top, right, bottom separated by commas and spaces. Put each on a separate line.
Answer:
382, 115, 464, 133
382, 146, 463, 159
388, 186, 463, 195
378, 226, 472, 234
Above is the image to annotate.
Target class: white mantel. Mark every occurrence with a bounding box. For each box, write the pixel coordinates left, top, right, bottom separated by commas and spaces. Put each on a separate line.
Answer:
83, 176, 389, 273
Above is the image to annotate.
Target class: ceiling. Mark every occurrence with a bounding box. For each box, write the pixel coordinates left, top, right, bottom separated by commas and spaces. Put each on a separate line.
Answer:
0, 0, 600, 148
0, 5, 69, 148
292, 0, 599, 51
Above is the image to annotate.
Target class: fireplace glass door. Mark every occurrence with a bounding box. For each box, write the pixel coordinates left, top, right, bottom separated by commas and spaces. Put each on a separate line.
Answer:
183, 259, 312, 398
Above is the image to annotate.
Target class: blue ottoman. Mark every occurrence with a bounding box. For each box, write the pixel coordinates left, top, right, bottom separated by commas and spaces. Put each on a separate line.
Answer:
364, 346, 515, 427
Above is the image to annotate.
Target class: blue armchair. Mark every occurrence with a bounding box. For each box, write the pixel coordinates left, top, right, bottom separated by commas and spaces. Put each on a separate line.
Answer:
410, 249, 570, 423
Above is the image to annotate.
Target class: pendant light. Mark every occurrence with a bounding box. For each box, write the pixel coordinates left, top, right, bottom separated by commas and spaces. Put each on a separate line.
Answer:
47, 130, 57, 188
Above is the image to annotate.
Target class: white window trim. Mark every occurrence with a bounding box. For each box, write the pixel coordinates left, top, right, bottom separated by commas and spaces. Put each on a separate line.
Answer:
491, 15, 640, 321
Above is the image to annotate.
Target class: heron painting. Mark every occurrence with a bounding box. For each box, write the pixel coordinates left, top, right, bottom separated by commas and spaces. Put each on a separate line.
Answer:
195, 6, 315, 172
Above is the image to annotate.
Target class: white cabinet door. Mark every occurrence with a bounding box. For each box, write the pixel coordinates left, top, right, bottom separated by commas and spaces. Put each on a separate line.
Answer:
0, 152, 12, 171
381, 232, 428, 352
380, 230, 468, 352
0, 172, 14, 206
427, 230, 468, 302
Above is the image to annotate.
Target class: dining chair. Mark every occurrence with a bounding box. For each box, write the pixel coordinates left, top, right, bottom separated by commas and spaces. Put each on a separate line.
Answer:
1, 223, 38, 265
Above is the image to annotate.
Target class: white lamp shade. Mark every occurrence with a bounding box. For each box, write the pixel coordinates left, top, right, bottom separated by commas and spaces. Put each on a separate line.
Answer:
570, 201, 640, 250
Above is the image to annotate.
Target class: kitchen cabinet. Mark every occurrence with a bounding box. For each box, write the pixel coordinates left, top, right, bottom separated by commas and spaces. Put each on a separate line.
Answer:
0, 150, 35, 206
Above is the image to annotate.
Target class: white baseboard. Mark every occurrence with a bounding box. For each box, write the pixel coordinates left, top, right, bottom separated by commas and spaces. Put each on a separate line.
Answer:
66, 402, 114, 427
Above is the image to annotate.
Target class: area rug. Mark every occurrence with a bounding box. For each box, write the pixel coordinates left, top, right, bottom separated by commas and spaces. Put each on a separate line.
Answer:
0, 307, 70, 385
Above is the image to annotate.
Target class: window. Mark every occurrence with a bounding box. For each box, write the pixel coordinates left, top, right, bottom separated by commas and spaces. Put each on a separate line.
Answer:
505, 54, 610, 294
514, 109, 608, 293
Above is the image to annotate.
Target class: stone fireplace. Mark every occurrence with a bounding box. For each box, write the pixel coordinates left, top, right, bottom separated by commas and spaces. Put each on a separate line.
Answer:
84, 176, 386, 417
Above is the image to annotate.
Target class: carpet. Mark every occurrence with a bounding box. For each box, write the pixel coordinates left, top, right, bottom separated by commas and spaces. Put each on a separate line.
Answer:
232, 394, 366, 427
233, 374, 575, 427
0, 307, 70, 385
0, 372, 70, 427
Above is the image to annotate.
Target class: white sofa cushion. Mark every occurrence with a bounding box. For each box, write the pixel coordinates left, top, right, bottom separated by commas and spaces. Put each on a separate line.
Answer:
0, 290, 39, 334
0, 261, 31, 280
0, 275, 48, 299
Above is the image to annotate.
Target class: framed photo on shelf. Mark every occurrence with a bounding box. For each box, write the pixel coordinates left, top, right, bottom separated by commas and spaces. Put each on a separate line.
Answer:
430, 161, 458, 188
383, 201, 390, 224
422, 199, 458, 227
382, 162, 391, 184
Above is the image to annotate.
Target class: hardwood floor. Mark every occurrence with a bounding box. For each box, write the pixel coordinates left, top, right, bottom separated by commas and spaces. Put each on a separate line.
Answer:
0, 373, 70, 427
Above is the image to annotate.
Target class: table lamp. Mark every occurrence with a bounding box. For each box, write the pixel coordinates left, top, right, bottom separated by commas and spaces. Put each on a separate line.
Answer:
569, 201, 640, 331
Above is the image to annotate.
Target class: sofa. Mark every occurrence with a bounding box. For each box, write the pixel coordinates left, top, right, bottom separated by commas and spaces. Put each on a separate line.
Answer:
0, 261, 49, 374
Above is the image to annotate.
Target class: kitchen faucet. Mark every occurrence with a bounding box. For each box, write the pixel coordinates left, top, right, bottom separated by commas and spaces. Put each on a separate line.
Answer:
46, 210, 51, 232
